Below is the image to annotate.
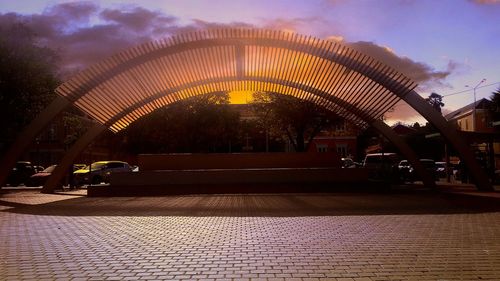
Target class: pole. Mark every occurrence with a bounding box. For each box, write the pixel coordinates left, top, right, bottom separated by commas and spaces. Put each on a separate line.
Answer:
467, 79, 486, 131
265, 128, 269, 152
88, 144, 92, 187
445, 143, 451, 183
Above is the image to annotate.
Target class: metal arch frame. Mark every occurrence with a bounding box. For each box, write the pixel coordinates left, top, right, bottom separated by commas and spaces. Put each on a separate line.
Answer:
40, 78, 436, 193
0, 28, 492, 191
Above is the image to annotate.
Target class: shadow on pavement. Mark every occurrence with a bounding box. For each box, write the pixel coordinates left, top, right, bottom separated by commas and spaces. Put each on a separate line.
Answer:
1, 189, 500, 217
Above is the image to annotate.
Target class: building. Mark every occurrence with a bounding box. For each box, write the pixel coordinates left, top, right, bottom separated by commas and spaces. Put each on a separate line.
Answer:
445, 98, 495, 132
445, 98, 499, 172
308, 120, 360, 160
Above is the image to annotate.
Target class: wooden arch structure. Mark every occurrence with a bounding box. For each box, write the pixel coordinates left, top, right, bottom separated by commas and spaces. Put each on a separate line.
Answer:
0, 29, 492, 192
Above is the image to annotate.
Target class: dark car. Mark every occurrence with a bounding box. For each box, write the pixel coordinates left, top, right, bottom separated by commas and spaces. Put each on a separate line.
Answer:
363, 153, 401, 182
7, 161, 39, 186
435, 162, 448, 178
398, 160, 412, 181
341, 158, 358, 168
406, 159, 438, 182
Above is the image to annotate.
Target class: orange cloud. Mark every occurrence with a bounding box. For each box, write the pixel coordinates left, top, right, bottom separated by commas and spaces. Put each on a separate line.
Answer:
470, 0, 500, 4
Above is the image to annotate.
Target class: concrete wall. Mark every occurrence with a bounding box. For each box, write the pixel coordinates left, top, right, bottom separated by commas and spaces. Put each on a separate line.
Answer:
97, 167, 372, 196
138, 152, 341, 171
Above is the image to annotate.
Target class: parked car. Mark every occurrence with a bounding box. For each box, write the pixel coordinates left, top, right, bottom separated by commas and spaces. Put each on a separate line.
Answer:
405, 159, 438, 182
363, 153, 400, 182
7, 161, 40, 186
73, 164, 86, 171
341, 158, 358, 168
398, 160, 412, 181
435, 162, 448, 178
26, 165, 57, 186
73, 161, 132, 186
363, 153, 399, 169
26, 164, 87, 187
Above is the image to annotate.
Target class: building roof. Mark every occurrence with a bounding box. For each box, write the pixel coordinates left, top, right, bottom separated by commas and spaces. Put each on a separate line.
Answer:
445, 98, 492, 121
391, 123, 416, 135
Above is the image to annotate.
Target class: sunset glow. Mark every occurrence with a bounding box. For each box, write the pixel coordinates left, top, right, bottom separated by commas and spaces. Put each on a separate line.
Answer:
229, 91, 254, 104
1, 0, 498, 124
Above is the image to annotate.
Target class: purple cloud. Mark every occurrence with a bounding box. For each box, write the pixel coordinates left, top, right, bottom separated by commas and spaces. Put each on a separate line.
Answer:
100, 7, 176, 32
347, 41, 458, 90
0, 1, 458, 92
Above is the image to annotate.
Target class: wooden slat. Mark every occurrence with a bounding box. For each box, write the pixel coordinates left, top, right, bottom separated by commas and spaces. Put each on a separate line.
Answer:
56, 28, 419, 132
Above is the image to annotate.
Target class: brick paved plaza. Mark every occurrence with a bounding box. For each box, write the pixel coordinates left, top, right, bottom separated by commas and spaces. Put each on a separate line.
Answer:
1, 189, 500, 281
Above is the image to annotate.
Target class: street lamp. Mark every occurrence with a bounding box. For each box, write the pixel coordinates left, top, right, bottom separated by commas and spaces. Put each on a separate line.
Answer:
465, 78, 486, 131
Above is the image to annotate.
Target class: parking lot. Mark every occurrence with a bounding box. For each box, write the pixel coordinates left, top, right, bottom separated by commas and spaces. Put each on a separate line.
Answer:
1, 188, 500, 280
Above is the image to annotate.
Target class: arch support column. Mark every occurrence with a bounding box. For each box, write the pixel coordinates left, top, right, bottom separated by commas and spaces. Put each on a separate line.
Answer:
0, 96, 70, 187
371, 120, 436, 188
42, 123, 107, 193
402, 91, 492, 191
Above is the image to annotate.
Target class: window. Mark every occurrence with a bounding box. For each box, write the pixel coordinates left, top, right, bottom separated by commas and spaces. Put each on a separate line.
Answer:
335, 121, 346, 132
336, 144, 348, 157
316, 144, 328, 153
107, 162, 124, 169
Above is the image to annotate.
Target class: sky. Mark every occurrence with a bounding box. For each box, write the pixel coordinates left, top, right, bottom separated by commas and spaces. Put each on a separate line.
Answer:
0, 0, 499, 125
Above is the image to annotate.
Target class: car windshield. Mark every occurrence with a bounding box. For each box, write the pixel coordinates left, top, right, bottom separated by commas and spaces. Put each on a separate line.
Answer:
366, 155, 398, 164
84, 163, 106, 170
42, 165, 57, 173
365, 156, 382, 164
420, 160, 435, 168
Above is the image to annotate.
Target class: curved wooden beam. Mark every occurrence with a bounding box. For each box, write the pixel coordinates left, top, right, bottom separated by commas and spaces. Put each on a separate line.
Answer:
41, 93, 436, 192
371, 120, 435, 188
402, 91, 492, 191
0, 96, 70, 187
7, 29, 477, 192
42, 123, 107, 193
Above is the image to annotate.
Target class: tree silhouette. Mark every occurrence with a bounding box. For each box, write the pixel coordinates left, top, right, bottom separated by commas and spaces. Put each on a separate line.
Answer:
489, 87, 500, 122
0, 22, 59, 155
251, 92, 342, 152
121, 92, 241, 153
425, 92, 445, 113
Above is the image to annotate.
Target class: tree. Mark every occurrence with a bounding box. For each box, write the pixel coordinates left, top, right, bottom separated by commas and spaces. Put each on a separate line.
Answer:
121, 92, 241, 153
425, 92, 444, 113
62, 110, 90, 149
0, 22, 60, 155
488, 87, 500, 122
251, 92, 342, 152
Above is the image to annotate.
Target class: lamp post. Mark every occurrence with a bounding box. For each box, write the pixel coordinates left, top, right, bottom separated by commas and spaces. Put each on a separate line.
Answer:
465, 78, 486, 131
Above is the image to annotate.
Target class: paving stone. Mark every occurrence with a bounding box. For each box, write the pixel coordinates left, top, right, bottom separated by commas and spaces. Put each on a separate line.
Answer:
1, 191, 500, 280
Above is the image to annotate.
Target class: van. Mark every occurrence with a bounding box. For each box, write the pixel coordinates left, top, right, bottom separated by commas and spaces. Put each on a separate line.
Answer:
363, 153, 400, 182
363, 153, 399, 169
